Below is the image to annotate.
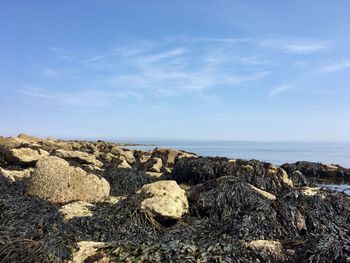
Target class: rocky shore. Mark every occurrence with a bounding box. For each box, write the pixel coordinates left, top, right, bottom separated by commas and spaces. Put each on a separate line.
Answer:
0, 134, 349, 262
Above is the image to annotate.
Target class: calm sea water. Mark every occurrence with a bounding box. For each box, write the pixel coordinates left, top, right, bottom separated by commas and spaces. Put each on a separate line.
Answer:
124, 140, 350, 194
123, 141, 350, 168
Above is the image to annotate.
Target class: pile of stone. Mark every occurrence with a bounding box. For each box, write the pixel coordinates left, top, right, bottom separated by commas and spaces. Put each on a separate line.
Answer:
0, 134, 349, 263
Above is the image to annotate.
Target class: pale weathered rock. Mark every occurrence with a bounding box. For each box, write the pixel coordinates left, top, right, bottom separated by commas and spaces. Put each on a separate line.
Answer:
0, 167, 33, 181
5, 147, 49, 165
59, 201, 95, 221
300, 186, 320, 196
248, 184, 277, 201
145, 171, 164, 178
116, 155, 132, 169
110, 147, 136, 165
68, 241, 110, 263
267, 167, 294, 188
27, 156, 110, 203
17, 133, 41, 142
55, 149, 103, 167
140, 180, 188, 222
246, 240, 283, 260
151, 148, 197, 168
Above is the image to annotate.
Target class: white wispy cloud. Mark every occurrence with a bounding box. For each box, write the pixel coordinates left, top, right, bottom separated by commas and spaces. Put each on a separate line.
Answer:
17, 85, 142, 108
82, 55, 106, 63
103, 40, 272, 95
314, 60, 350, 74
269, 85, 292, 96
25, 35, 338, 107
262, 39, 331, 54
42, 68, 58, 77
50, 47, 76, 61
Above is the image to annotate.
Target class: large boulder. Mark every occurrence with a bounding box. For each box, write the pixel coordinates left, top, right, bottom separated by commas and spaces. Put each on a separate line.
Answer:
27, 156, 110, 203
4, 147, 49, 165
173, 157, 293, 194
140, 180, 188, 223
55, 149, 103, 167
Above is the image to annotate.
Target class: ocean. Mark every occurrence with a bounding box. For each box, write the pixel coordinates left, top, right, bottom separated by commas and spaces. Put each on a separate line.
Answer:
124, 140, 350, 168
124, 140, 350, 195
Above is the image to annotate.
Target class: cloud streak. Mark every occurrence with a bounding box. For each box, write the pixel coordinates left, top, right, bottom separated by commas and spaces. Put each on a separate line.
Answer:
21, 35, 338, 109
269, 85, 292, 96
262, 39, 331, 54
17, 85, 142, 109
314, 60, 350, 74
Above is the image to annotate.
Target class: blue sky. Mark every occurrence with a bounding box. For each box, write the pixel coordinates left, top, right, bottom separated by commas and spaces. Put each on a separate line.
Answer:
1, 0, 350, 141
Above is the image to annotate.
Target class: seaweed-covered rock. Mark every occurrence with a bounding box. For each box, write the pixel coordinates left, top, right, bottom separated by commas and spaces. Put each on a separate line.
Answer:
140, 180, 189, 223
146, 157, 163, 173
187, 176, 292, 240
0, 192, 77, 263
54, 149, 103, 167
289, 170, 309, 187
103, 167, 155, 196
174, 157, 293, 194
4, 148, 49, 165
134, 149, 152, 165
1, 134, 350, 263
27, 156, 110, 203
282, 161, 350, 179
298, 234, 350, 263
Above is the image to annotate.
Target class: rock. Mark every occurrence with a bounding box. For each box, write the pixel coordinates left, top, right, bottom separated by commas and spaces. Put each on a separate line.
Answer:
173, 157, 293, 194
151, 148, 197, 168
246, 240, 284, 261
289, 170, 309, 187
145, 171, 164, 178
4, 147, 49, 165
248, 184, 276, 201
281, 161, 350, 179
300, 186, 320, 196
27, 156, 110, 203
187, 176, 312, 240
103, 168, 154, 196
110, 147, 136, 165
38, 139, 66, 151
55, 149, 103, 167
140, 180, 188, 223
17, 133, 41, 142
68, 241, 110, 263
146, 157, 163, 173
0, 167, 33, 181
59, 201, 95, 221
116, 155, 132, 169
134, 150, 151, 165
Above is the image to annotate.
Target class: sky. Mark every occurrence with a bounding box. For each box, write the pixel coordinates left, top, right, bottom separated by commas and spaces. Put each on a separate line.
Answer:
1, 0, 350, 141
